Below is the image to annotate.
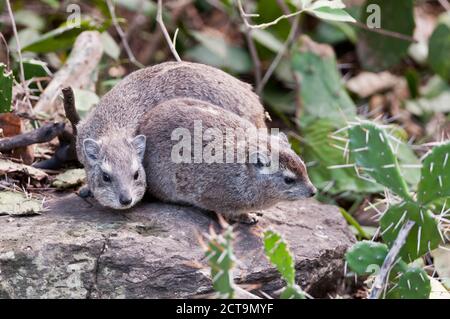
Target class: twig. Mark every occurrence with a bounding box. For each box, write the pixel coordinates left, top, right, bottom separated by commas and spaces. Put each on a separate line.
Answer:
352, 21, 417, 43
0, 122, 66, 152
5, 0, 25, 85
237, 0, 305, 30
438, 0, 450, 11
62, 87, 80, 136
238, 1, 261, 86
106, 0, 144, 68
257, 15, 300, 94
369, 220, 415, 299
157, 0, 182, 62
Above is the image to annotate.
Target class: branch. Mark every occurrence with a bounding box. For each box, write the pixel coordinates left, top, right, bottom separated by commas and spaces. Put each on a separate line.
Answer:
157, 0, 182, 62
106, 0, 144, 68
257, 15, 300, 95
62, 87, 80, 136
438, 0, 450, 11
5, 0, 25, 85
369, 220, 415, 299
33, 31, 103, 114
0, 122, 65, 152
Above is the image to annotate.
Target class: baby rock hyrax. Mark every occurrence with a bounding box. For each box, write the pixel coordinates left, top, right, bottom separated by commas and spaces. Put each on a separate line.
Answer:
138, 98, 317, 223
76, 62, 267, 209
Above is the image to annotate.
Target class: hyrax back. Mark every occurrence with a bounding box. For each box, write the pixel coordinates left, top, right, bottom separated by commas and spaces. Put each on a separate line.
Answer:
138, 98, 316, 222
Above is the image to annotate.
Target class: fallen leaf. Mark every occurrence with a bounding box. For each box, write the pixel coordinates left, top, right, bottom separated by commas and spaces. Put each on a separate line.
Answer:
0, 191, 44, 216
0, 159, 47, 181
431, 246, 450, 291
346, 72, 399, 98
51, 168, 86, 189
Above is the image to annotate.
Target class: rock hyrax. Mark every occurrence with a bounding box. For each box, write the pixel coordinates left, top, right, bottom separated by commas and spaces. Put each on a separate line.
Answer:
76, 62, 267, 209
138, 98, 316, 223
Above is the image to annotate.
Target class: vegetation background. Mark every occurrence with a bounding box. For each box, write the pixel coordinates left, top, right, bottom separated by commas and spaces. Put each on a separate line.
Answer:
0, 0, 450, 299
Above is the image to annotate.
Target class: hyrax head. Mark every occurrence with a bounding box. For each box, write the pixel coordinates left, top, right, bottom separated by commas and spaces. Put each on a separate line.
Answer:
248, 133, 316, 202
82, 134, 147, 210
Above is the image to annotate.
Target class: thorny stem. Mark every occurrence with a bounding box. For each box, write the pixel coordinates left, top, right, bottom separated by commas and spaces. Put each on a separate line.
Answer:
106, 0, 145, 68
369, 220, 415, 299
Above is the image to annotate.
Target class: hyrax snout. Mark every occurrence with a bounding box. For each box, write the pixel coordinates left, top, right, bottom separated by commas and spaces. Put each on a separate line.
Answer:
138, 98, 316, 223
76, 61, 267, 209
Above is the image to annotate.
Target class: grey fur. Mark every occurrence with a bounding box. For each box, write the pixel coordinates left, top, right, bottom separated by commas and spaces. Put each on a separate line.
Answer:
138, 98, 317, 220
76, 62, 267, 209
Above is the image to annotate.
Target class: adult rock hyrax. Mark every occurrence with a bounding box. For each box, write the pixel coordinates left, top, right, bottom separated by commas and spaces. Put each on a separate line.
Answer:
76, 62, 267, 209
138, 98, 317, 223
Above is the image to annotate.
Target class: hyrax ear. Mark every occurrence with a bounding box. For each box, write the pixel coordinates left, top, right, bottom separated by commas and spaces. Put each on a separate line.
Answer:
83, 138, 101, 165
131, 135, 146, 161
249, 151, 271, 170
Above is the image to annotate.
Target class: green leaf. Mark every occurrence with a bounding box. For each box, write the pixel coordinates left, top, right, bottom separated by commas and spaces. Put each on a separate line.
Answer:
348, 122, 411, 200
22, 20, 102, 53
339, 207, 370, 239
100, 32, 121, 60
292, 37, 356, 125
115, 0, 156, 17
428, 12, 450, 82
0, 63, 13, 113
263, 230, 296, 286
186, 32, 252, 73
357, 0, 415, 71
204, 225, 236, 299
380, 202, 441, 262
22, 59, 52, 80
417, 142, 450, 204
306, 3, 356, 23
73, 89, 100, 118
14, 10, 45, 31
250, 29, 284, 52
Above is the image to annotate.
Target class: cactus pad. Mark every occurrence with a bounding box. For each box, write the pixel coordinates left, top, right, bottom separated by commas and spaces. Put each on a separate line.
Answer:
417, 141, 450, 204
348, 122, 411, 200
204, 225, 236, 298
345, 241, 389, 275
394, 268, 431, 299
380, 202, 441, 262
428, 12, 450, 82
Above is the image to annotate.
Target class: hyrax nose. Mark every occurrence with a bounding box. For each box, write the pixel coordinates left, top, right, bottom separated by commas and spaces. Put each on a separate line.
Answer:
308, 186, 317, 198
119, 194, 132, 206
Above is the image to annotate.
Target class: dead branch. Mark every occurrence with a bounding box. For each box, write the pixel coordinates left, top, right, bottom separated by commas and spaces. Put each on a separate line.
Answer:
33, 31, 103, 114
0, 122, 65, 152
62, 87, 80, 136
353, 21, 417, 43
369, 220, 415, 299
106, 0, 144, 68
157, 0, 182, 62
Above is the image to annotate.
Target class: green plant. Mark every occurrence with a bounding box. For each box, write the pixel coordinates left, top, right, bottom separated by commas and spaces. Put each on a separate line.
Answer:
0, 63, 14, 113
343, 121, 449, 298
200, 221, 307, 299
263, 230, 306, 299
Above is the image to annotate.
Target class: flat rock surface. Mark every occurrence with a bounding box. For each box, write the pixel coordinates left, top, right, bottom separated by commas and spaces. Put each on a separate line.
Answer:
0, 194, 355, 298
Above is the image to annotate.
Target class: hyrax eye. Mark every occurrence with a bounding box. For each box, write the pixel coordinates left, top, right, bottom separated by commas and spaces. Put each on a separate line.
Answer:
284, 176, 296, 185
134, 171, 139, 180
102, 173, 111, 182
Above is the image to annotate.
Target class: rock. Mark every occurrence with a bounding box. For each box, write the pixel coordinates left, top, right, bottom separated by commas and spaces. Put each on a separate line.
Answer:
0, 194, 355, 299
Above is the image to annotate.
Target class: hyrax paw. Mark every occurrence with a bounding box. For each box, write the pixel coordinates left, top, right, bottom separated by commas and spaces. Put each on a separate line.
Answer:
230, 213, 259, 225
78, 186, 92, 198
